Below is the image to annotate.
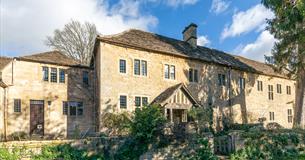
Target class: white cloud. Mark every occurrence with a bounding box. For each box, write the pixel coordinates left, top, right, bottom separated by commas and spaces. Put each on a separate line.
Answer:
197, 35, 211, 46
233, 31, 276, 62
210, 0, 230, 14
221, 4, 274, 40
165, 0, 199, 7
0, 0, 158, 56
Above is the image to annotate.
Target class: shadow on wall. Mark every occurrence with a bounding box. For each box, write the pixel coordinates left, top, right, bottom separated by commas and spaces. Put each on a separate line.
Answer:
152, 34, 260, 131
66, 67, 95, 138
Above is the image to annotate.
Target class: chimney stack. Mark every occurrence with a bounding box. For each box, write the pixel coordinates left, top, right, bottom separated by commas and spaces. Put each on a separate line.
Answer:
182, 23, 198, 48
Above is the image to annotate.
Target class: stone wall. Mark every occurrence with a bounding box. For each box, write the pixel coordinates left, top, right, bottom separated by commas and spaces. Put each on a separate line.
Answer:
1, 60, 94, 139
95, 42, 295, 130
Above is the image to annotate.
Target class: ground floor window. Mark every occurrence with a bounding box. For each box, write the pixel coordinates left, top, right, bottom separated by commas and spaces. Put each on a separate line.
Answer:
63, 101, 83, 116
288, 109, 293, 123
269, 112, 275, 121
14, 99, 21, 113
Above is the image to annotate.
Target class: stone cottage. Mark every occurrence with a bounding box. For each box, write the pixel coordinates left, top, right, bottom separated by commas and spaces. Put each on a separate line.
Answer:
0, 23, 299, 140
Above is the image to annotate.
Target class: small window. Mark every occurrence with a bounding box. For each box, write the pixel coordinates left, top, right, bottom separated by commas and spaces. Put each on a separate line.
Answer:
42, 67, 49, 81
257, 81, 263, 91
189, 69, 193, 82
135, 96, 141, 107
239, 77, 245, 90
218, 74, 226, 86
269, 112, 275, 121
287, 86, 291, 95
170, 65, 175, 80
288, 109, 293, 123
119, 59, 126, 73
268, 85, 274, 100
141, 60, 147, 76
59, 69, 65, 83
164, 64, 169, 79
50, 68, 57, 83
120, 95, 127, 109
63, 102, 68, 115
134, 59, 140, 75
14, 99, 21, 113
194, 69, 199, 83
142, 97, 148, 106
83, 71, 89, 86
277, 84, 282, 94
63, 101, 83, 116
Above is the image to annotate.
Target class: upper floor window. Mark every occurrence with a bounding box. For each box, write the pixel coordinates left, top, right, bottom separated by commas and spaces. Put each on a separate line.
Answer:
119, 59, 126, 73
59, 69, 65, 83
269, 112, 275, 121
50, 68, 57, 83
63, 101, 83, 116
189, 69, 199, 83
141, 60, 147, 76
164, 64, 175, 80
239, 77, 245, 90
83, 71, 89, 86
218, 74, 226, 86
287, 86, 291, 95
277, 84, 282, 94
134, 59, 147, 76
268, 85, 274, 100
120, 95, 127, 109
257, 81, 263, 91
288, 109, 293, 123
42, 67, 49, 81
14, 99, 21, 113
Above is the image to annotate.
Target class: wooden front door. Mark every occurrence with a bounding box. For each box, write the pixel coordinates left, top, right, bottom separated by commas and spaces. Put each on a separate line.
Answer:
30, 100, 44, 136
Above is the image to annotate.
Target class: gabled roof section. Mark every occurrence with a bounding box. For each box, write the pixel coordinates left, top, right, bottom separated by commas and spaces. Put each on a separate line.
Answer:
152, 83, 200, 106
0, 56, 12, 70
97, 29, 289, 79
17, 51, 89, 68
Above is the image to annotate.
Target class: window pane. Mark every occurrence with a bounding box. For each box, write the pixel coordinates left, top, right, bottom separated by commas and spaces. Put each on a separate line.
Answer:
194, 69, 198, 82
141, 60, 147, 76
83, 71, 89, 86
170, 65, 175, 80
14, 99, 21, 113
70, 105, 77, 116
77, 102, 83, 116
119, 59, 126, 73
50, 68, 57, 82
222, 74, 226, 86
59, 69, 65, 83
120, 95, 127, 108
164, 65, 169, 79
142, 97, 148, 106
218, 74, 222, 86
63, 102, 68, 115
134, 59, 140, 75
135, 97, 141, 107
42, 67, 49, 81
189, 69, 193, 82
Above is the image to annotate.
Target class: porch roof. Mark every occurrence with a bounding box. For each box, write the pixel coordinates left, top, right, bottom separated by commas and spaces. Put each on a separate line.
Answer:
152, 83, 200, 107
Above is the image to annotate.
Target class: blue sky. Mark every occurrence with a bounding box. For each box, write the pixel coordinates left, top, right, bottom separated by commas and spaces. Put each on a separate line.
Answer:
0, 0, 275, 62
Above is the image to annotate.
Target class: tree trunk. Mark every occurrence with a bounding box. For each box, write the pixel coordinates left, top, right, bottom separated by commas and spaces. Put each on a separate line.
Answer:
294, 69, 305, 128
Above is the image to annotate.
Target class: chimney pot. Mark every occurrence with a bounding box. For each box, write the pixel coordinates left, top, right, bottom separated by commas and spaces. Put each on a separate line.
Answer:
182, 23, 198, 48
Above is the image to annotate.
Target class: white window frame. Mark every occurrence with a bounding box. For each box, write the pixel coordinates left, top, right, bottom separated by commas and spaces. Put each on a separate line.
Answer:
119, 59, 127, 74
119, 94, 128, 109
133, 58, 148, 77
163, 63, 176, 81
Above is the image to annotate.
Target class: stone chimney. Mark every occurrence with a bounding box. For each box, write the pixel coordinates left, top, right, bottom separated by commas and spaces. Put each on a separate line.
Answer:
182, 23, 198, 48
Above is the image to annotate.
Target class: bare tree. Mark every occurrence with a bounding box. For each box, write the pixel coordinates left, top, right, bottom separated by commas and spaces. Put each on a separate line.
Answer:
46, 20, 98, 65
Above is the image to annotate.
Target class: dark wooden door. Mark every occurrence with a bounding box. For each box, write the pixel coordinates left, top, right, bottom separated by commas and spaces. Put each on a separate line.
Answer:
30, 100, 44, 136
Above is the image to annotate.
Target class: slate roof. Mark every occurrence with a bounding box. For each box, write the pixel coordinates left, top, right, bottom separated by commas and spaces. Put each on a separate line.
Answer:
97, 29, 288, 79
152, 83, 200, 106
17, 51, 89, 68
0, 56, 12, 70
